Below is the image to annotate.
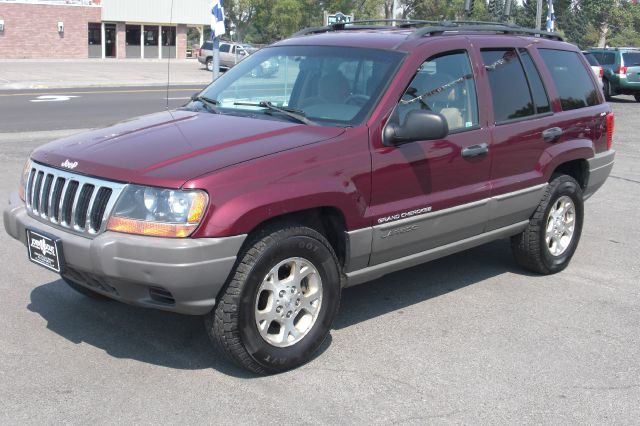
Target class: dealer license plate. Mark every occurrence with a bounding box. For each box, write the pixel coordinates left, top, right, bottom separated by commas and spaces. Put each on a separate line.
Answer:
26, 229, 64, 273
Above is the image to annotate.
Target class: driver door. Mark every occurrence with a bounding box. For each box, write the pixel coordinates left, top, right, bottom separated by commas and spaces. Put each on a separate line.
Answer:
369, 42, 493, 265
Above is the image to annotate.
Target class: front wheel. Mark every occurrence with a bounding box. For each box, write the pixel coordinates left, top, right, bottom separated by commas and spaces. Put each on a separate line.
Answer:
511, 175, 584, 275
634, 93, 640, 102
205, 225, 342, 374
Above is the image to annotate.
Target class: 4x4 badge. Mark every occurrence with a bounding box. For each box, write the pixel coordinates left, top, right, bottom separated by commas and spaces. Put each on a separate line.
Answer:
60, 159, 78, 170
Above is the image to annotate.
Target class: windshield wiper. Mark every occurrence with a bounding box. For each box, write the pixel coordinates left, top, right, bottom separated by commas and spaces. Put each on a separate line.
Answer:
191, 94, 220, 114
234, 101, 316, 126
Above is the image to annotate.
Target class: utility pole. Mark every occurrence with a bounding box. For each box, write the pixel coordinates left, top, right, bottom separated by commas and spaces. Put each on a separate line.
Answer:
392, 0, 398, 25
535, 0, 543, 30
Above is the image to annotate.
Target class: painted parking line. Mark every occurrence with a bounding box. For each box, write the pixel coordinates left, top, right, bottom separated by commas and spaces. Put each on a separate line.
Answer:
30, 95, 80, 103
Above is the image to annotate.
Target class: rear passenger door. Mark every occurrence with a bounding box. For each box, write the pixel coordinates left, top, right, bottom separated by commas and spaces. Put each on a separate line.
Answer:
485, 45, 601, 230
480, 45, 555, 230
369, 42, 493, 265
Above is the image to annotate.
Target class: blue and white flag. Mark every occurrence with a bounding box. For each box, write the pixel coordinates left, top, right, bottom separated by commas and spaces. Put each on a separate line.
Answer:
546, 0, 555, 32
210, 0, 226, 37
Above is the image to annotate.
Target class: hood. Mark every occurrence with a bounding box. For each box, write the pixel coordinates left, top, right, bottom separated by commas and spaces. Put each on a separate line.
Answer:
31, 110, 345, 188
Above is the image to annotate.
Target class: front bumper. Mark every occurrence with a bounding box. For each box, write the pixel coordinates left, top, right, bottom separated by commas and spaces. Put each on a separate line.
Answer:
4, 192, 246, 315
584, 149, 615, 200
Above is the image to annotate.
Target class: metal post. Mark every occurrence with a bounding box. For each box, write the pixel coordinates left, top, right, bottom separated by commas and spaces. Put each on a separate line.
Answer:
101, 22, 106, 59
140, 24, 144, 59
535, 0, 543, 30
158, 25, 162, 59
392, 0, 398, 25
212, 36, 220, 81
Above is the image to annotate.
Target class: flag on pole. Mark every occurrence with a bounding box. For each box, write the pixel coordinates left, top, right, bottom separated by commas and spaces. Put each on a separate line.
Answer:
210, 0, 226, 37
546, 0, 555, 32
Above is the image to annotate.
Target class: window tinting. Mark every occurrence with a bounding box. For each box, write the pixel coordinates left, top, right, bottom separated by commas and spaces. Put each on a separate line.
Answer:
482, 49, 534, 122
601, 52, 616, 65
622, 52, 640, 67
202, 42, 212, 50
394, 51, 479, 131
539, 49, 599, 111
219, 44, 230, 53
583, 52, 599, 66
519, 48, 551, 114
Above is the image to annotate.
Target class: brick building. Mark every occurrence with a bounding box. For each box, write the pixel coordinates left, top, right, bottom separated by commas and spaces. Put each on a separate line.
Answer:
0, 0, 210, 59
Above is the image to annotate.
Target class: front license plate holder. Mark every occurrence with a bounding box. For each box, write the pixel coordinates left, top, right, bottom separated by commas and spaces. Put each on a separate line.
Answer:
26, 228, 64, 273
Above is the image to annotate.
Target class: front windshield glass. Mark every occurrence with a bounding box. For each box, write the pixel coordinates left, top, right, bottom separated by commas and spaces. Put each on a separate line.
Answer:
197, 45, 405, 126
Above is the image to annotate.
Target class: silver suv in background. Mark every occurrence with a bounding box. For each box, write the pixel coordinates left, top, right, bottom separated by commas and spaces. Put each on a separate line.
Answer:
583, 51, 604, 91
197, 41, 278, 77
197, 41, 254, 71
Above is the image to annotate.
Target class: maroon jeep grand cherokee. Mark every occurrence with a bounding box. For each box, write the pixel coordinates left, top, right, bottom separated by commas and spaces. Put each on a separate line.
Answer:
4, 21, 615, 373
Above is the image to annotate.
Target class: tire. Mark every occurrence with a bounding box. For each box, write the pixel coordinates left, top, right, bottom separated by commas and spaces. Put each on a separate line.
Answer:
511, 175, 584, 275
206, 58, 213, 72
634, 93, 640, 103
205, 225, 342, 374
63, 277, 110, 301
603, 79, 613, 101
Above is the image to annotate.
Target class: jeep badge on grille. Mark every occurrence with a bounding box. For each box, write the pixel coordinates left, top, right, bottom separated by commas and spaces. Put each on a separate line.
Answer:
60, 159, 78, 170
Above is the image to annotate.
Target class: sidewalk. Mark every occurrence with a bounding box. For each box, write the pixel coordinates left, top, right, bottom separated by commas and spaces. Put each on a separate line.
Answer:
0, 59, 214, 90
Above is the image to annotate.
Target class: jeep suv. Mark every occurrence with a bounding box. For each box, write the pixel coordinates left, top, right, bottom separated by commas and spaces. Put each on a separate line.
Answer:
588, 47, 640, 101
4, 21, 615, 374
197, 40, 256, 71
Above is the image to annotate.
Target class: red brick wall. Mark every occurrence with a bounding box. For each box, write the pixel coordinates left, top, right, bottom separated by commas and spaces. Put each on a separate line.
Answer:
0, 3, 101, 59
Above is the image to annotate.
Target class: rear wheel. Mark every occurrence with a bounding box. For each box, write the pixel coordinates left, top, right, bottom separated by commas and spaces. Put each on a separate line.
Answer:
603, 79, 613, 101
63, 277, 110, 300
206, 58, 213, 72
205, 225, 342, 374
511, 175, 584, 275
634, 93, 640, 102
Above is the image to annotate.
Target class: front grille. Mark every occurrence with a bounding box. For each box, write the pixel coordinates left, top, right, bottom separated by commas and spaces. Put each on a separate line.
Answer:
25, 161, 126, 237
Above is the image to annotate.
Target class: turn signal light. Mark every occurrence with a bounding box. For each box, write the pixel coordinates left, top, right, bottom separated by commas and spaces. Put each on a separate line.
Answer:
106, 217, 198, 238
606, 112, 614, 150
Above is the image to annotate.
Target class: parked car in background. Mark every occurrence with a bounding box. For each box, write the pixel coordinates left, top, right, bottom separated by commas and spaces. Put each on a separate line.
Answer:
197, 41, 254, 71
582, 51, 604, 90
588, 47, 640, 102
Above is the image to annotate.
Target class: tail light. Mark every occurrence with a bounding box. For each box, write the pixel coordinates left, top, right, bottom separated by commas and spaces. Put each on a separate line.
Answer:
606, 112, 614, 150
198, 48, 203, 57
617, 66, 627, 75
599, 67, 603, 78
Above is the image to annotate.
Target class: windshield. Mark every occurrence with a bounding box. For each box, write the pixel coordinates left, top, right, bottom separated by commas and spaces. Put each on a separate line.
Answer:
197, 45, 404, 127
622, 52, 640, 67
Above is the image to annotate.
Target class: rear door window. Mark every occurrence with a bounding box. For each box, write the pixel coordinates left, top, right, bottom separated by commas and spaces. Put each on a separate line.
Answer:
481, 49, 543, 123
219, 43, 230, 53
601, 52, 616, 65
539, 49, 600, 111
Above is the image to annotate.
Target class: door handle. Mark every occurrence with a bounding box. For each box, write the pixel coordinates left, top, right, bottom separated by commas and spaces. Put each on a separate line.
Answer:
542, 127, 563, 142
461, 143, 489, 158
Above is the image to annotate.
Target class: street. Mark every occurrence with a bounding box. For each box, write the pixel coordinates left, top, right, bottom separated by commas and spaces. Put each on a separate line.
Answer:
0, 93, 639, 424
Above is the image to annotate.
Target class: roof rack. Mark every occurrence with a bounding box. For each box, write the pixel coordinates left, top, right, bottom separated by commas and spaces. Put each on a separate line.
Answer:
407, 21, 564, 41
292, 19, 564, 42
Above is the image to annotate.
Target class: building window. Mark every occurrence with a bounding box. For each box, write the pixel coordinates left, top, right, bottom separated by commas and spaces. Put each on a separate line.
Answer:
126, 25, 141, 46
88, 23, 101, 45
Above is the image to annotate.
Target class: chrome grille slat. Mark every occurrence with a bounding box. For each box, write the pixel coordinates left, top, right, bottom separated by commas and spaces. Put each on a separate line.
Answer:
84, 186, 100, 231
24, 162, 126, 238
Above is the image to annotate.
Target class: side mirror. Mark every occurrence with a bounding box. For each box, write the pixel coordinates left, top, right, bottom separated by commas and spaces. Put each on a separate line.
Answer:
383, 109, 449, 146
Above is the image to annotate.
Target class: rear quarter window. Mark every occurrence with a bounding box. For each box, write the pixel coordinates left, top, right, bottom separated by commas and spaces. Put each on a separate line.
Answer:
622, 52, 640, 67
583, 52, 599, 66
539, 49, 600, 111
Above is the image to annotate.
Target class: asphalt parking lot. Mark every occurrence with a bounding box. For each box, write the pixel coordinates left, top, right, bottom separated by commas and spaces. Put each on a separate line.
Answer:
0, 97, 638, 425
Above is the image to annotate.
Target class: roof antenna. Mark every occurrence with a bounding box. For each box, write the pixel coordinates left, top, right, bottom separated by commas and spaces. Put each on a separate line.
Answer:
166, 0, 175, 110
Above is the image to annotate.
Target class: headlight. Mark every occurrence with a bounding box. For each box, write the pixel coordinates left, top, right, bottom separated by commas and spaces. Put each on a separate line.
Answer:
19, 158, 32, 201
106, 185, 208, 238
